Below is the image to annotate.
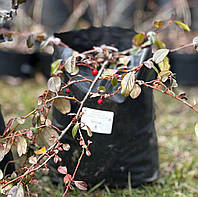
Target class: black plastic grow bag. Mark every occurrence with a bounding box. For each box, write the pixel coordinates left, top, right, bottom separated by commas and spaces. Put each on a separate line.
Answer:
0, 109, 15, 175
51, 26, 159, 187
170, 52, 198, 86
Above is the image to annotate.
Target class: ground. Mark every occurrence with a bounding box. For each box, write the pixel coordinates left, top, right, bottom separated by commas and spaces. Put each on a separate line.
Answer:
0, 79, 198, 197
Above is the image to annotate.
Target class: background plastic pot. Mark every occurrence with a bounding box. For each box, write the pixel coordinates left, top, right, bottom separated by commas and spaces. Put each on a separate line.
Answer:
51, 26, 159, 188
0, 51, 51, 79
170, 52, 198, 86
0, 108, 15, 175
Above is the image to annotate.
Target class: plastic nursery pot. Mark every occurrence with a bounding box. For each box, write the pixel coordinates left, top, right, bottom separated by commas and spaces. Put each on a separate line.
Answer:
0, 108, 15, 175
0, 50, 51, 79
51, 26, 159, 188
170, 52, 198, 86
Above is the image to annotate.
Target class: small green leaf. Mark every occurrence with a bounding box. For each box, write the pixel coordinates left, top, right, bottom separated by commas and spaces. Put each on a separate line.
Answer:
153, 49, 169, 64
121, 72, 135, 97
72, 123, 79, 138
112, 76, 118, 86
174, 20, 190, 32
98, 86, 106, 93
155, 39, 166, 49
51, 59, 62, 75
27, 34, 35, 48
130, 84, 141, 99
158, 56, 171, 71
132, 33, 145, 46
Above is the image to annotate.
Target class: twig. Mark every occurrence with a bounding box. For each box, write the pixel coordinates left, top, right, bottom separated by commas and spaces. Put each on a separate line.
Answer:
142, 82, 198, 113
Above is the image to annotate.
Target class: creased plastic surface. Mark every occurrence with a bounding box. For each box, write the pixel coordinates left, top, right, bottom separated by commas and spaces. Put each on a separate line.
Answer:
51, 27, 158, 187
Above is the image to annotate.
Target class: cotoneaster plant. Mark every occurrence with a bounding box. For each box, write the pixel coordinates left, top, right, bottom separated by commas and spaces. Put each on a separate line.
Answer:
0, 5, 198, 196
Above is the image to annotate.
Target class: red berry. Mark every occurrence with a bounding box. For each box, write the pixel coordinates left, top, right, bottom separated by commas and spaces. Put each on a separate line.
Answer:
92, 69, 98, 76
114, 74, 119, 78
65, 88, 71, 93
97, 98, 103, 105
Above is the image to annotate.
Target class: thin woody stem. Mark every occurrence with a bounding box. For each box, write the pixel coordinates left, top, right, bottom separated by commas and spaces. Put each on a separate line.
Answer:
142, 82, 198, 113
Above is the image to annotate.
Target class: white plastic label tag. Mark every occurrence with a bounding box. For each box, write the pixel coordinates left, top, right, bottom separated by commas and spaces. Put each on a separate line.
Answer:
81, 107, 114, 134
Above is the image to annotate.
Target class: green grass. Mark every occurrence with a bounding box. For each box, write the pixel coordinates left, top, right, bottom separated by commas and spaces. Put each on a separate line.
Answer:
1, 79, 198, 196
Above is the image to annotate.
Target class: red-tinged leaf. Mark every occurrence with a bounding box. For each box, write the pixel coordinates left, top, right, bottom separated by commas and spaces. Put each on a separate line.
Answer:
31, 179, 39, 185
29, 156, 37, 165
54, 155, 62, 163
86, 149, 91, 157
153, 20, 164, 28
62, 144, 70, 151
26, 129, 33, 139
34, 146, 46, 155
132, 33, 145, 46
74, 181, 88, 191
7, 184, 24, 197
153, 49, 169, 64
3, 118, 15, 136
45, 119, 52, 127
17, 136, 27, 157
174, 20, 190, 32
87, 140, 92, 146
58, 166, 67, 175
64, 174, 72, 185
